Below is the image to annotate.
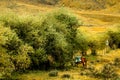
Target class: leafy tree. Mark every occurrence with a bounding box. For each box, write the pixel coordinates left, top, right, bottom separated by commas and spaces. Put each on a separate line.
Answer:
0, 26, 15, 78
0, 24, 32, 72
0, 9, 82, 70
29, 48, 48, 70
88, 34, 107, 56
0, 52, 15, 78
43, 11, 80, 68
107, 31, 120, 49
114, 57, 120, 68
75, 30, 88, 56
88, 40, 98, 56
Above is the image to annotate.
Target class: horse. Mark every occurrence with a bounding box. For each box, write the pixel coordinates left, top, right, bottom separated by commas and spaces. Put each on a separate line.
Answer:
74, 56, 87, 68
81, 57, 87, 68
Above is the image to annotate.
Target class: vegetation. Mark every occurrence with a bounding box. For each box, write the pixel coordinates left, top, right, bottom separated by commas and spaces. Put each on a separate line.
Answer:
92, 63, 119, 80
114, 57, 120, 68
107, 30, 120, 49
0, 9, 85, 78
49, 70, 58, 77
0, 0, 120, 80
0, 9, 120, 79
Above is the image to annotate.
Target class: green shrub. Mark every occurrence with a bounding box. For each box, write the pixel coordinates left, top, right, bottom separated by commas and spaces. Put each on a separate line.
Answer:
75, 30, 88, 55
29, 48, 48, 69
0, 52, 15, 78
62, 74, 70, 78
0, 26, 16, 78
88, 35, 107, 56
80, 70, 90, 76
0, 9, 83, 70
49, 70, 58, 77
55, 13, 79, 28
11, 44, 32, 72
0, 24, 33, 73
101, 64, 118, 80
114, 58, 120, 68
107, 31, 120, 49
92, 63, 119, 80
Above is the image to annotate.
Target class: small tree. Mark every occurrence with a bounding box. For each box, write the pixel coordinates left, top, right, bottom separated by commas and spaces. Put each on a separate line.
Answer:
88, 40, 98, 56
114, 57, 120, 68
88, 34, 107, 56
75, 30, 88, 56
107, 31, 120, 49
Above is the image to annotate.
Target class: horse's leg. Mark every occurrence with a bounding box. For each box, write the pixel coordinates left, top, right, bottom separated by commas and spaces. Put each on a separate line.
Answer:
84, 61, 87, 68
75, 62, 77, 67
86, 61, 87, 67
76, 63, 78, 67
82, 62, 84, 67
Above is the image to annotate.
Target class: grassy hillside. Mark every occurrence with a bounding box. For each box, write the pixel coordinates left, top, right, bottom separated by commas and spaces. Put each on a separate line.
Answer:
22, 0, 120, 10
103, 3, 120, 14
0, 0, 120, 80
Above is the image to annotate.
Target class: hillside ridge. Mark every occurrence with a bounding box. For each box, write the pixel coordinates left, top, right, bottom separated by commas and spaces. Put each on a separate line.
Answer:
22, 0, 120, 10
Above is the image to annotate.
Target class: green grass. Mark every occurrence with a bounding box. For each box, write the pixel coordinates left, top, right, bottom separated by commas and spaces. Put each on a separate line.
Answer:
86, 55, 98, 61
15, 70, 99, 80
15, 70, 69, 80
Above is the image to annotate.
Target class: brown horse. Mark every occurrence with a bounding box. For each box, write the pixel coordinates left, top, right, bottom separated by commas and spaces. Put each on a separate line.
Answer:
81, 57, 87, 68
74, 56, 87, 68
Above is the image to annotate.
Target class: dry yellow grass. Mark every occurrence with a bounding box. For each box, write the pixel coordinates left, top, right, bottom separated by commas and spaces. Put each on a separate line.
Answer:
19, 69, 99, 80
79, 26, 108, 33
18, 49, 120, 80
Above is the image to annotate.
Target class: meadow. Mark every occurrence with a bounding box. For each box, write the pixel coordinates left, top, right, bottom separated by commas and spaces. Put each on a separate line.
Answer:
0, 0, 120, 80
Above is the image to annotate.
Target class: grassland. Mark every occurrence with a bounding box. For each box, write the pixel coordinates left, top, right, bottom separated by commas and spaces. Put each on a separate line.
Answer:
12, 49, 120, 80
0, 0, 120, 80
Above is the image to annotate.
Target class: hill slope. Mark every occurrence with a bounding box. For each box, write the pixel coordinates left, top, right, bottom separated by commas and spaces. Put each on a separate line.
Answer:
0, 0, 120, 31
23, 0, 120, 10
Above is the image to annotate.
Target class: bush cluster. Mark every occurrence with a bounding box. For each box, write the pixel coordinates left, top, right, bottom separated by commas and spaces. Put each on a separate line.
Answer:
107, 31, 120, 49
49, 70, 58, 77
114, 57, 120, 68
0, 8, 120, 79
92, 63, 119, 80
0, 9, 82, 78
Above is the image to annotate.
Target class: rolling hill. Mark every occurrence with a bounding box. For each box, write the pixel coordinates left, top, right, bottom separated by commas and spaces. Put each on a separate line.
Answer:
0, 0, 120, 80
0, 0, 120, 32
22, 0, 120, 10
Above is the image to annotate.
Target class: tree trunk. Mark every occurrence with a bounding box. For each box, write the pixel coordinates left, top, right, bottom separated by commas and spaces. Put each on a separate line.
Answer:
82, 50, 87, 56
91, 49, 97, 56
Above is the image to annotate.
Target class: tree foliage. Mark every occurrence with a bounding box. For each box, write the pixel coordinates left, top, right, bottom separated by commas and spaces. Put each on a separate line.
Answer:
0, 9, 82, 73
107, 31, 120, 49
0, 52, 15, 78
75, 30, 89, 55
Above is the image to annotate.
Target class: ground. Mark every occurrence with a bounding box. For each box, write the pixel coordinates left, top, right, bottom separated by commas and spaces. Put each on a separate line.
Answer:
15, 49, 120, 80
